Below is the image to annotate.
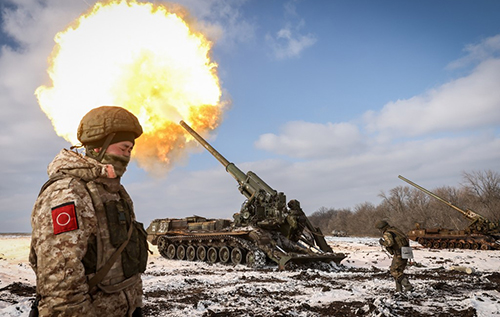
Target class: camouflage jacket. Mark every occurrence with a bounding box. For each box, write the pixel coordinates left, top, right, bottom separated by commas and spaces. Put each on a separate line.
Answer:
29, 149, 145, 317
381, 227, 409, 256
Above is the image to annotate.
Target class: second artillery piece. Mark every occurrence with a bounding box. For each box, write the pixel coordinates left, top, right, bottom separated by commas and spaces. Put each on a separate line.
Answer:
399, 175, 500, 250
146, 121, 346, 269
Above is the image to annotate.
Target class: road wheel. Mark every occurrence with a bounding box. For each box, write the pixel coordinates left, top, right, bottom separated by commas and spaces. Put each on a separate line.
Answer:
219, 246, 231, 263
231, 247, 244, 265
196, 246, 207, 261
166, 244, 176, 259
186, 245, 196, 261
207, 247, 218, 263
480, 244, 490, 250
176, 245, 186, 260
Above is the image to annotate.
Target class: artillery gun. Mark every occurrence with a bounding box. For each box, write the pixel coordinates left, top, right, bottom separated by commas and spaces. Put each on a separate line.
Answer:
399, 175, 500, 250
146, 121, 346, 269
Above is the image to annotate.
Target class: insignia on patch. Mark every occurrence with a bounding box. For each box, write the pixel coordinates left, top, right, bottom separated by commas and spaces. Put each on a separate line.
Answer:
51, 202, 79, 235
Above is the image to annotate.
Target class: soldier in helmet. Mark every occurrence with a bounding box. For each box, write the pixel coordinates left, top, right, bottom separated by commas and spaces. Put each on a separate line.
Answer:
285, 199, 307, 242
375, 220, 413, 293
29, 106, 148, 317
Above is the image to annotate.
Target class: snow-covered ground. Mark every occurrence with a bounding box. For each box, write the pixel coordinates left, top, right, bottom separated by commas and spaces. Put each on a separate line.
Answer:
1, 235, 499, 316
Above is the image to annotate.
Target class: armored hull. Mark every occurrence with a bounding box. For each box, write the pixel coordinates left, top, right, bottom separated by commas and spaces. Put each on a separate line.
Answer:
147, 216, 346, 269
408, 227, 500, 250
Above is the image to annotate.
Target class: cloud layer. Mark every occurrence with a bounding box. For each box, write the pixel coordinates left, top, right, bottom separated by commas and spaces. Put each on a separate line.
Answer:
1, 0, 499, 233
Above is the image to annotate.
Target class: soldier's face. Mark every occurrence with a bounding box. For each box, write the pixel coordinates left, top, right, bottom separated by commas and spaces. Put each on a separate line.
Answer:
106, 141, 134, 157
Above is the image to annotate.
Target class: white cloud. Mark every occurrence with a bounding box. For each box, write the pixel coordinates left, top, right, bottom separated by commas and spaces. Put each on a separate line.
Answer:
266, 26, 316, 60
0, 1, 88, 233
364, 58, 500, 137
131, 132, 500, 226
253, 49, 500, 159
265, 0, 317, 60
2, 1, 88, 47
363, 34, 500, 138
172, 0, 255, 48
127, 167, 243, 223
447, 34, 500, 70
255, 121, 364, 159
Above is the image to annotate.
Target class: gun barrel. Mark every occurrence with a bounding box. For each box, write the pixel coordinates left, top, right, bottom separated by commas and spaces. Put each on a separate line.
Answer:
180, 120, 230, 167
398, 175, 468, 217
180, 120, 251, 193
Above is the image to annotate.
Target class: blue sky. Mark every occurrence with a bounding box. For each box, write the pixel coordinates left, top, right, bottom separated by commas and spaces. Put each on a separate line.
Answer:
1, 0, 500, 233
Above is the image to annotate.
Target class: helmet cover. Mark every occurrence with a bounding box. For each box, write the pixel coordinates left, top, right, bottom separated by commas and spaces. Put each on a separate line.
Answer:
375, 220, 389, 230
77, 106, 143, 146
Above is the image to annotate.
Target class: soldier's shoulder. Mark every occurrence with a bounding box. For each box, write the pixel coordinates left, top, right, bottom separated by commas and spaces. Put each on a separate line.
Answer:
33, 177, 95, 223
43, 176, 87, 191
37, 176, 91, 203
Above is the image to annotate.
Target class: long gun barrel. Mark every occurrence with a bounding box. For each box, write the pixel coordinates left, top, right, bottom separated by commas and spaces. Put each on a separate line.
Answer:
180, 120, 276, 199
398, 175, 478, 221
180, 120, 231, 167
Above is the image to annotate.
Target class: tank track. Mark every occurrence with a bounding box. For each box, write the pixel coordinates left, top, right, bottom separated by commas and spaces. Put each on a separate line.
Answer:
416, 235, 500, 250
157, 233, 267, 268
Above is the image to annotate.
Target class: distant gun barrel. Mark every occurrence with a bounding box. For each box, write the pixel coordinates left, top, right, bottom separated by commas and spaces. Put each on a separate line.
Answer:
398, 175, 479, 221
180, 120, 276, 199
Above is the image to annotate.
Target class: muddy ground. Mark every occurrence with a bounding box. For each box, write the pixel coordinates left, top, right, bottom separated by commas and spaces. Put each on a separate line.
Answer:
2, 264, 498, 316
1, 237, 499, 316
140, 264, 498, 317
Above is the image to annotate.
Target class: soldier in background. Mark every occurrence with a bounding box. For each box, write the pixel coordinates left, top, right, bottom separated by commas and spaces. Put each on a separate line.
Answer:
285, 199, 307, 242
375, 220, 413, 293
29, 106, 149, 317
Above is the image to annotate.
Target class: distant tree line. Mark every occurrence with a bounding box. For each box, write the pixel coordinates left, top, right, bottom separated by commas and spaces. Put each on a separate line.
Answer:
308, 170, 500, 237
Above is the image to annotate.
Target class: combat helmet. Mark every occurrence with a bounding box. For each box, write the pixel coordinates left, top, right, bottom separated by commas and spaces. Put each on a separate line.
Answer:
375, 220, 389, 230
77, 106, 143, 161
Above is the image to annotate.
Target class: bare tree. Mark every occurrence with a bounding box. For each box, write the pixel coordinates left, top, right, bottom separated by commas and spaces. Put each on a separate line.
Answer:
311, 170, 499, 237
461, 170, 500, 222
352, 202, 380, 236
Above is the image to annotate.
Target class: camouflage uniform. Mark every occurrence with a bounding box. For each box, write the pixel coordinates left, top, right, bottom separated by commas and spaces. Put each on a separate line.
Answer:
285, 200, 307, 242
29, 148, 147, 316
377, 221, 413, 292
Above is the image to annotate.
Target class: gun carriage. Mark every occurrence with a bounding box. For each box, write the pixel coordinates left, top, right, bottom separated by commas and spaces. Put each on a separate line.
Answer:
399, 175, 500, 250
146, 121, 346, 269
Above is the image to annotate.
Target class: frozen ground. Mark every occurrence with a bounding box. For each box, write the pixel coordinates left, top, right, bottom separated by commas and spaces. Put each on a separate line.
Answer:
1, 234, 499, 316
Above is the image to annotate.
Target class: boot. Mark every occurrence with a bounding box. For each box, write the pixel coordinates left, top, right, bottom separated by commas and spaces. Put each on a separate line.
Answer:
395, 278, 403, 292
401, 276, 413, 292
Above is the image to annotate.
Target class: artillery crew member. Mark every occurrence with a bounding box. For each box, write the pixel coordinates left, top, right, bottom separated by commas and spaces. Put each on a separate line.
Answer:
285, 199, 307, 242
375, 220, 413, 293
29, 106, 149, 316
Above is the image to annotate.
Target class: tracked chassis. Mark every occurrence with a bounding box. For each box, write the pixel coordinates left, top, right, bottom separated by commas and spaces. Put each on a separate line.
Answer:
147, 216, 346, 269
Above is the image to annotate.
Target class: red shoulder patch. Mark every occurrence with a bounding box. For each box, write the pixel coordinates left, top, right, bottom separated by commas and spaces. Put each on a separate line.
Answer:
51, 202, 79, 235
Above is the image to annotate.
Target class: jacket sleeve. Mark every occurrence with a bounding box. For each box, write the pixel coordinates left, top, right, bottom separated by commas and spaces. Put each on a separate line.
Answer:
30, 178, 97, 317
381, 231, 395, 248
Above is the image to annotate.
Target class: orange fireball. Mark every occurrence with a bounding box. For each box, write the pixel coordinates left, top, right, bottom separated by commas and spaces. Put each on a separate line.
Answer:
35, 0, 227, 173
